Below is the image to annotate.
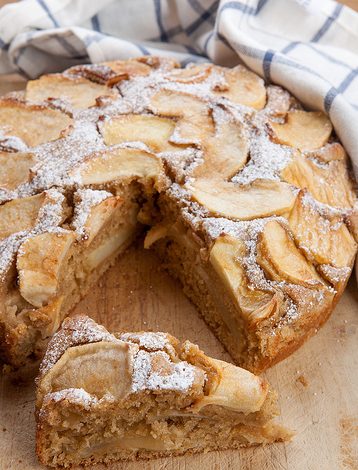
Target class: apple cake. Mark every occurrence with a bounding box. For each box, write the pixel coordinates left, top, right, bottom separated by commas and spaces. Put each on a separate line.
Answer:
0, 56, 356, 375
36, 316, 291, 467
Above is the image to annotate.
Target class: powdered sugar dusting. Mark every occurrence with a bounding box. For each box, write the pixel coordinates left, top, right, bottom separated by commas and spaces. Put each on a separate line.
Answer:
32, 119, 105, 190
319, 264, 351, 284
0, 231, 28, 280
120, 332, 170, 351
0, 129, 28, 152
35, 188, 66, 232
43, 388, 99, 410
131, 349, 196, 393
301, 190, 351, 218
159, 148, 202, 183
232, 130, 292, 185
264, 85, 292, 116
72, 188, 112, 238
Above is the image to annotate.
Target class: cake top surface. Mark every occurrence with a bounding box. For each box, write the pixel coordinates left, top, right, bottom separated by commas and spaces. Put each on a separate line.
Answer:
0, 56, 357, 352
37, 315, 268, 416
38, 316, 204, 397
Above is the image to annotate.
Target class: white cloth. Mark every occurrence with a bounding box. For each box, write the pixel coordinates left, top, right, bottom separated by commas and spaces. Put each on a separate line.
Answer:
0, 0, 357, 176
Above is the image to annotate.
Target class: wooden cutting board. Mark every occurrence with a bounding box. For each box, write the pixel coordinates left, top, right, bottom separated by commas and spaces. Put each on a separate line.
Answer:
1, 240, 357, 470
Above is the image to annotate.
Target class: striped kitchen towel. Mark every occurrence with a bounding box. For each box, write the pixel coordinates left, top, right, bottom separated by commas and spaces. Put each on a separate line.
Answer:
0, 0, 357, 179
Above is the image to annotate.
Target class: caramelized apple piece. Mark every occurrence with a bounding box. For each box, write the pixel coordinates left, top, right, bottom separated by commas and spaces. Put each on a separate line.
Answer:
288, 192, 357, 268
209, 235, 281, 325
26, 74, 118, 109
136, 56, 179, 71
0, 151, 36, 190
65, 64, 117, 85
191, 357, 268, 412
85, 224, 138, 272
282, 283, 334, 319
189, 179, 296, 220
101, 114, 178, 152
103, 60, 152, 77
75, 148, 163, 185
307, 142, 346, 163
0, 99, 72, 147
17, 232, 75, 307
193, 116, 249, 179
0, 193, 47, 239
150, 90, 213, 144
213, 65, 266, 110
271, 110, 332, 151
257, 220, 323, 287
167, 64, 212, 83
281, 151, 355, 208
144, 224, 168, 249
38, 341, 132, 403
150, 89, 205, 119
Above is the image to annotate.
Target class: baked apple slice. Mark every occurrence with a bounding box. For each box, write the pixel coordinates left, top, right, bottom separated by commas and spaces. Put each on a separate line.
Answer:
189, 179, 296, 220
101, 114, 178, 152
0, 151, 36, 190
84, 223, 138, 273
264, 86, 292, 116
281, 151, 355, 208
167, 64, 212, 83
74, 148, 163, 185
37, 339, 131, 403
256, 220, 323, 287
71, 188, 139, 272
144, 224, 168, 249
102, 59, 152, 77
17, 231, 76, 308
271, 110, 332, 151
193, 115, 249, 179
26, 74, 118, 109
213, 65, 266, 110
307, 142, 346, 163
288, 191, 357, 269
210, 235, 281, 326
0, 99, 72, 147
0, 193, 51, 240
150, 89, 214, 144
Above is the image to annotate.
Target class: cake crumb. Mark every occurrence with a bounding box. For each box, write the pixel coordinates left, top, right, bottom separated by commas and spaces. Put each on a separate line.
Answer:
296, 375, 308, 387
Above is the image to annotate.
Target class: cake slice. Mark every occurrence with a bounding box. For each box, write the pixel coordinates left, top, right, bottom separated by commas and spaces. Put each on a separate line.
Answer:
36, 316, 291, 467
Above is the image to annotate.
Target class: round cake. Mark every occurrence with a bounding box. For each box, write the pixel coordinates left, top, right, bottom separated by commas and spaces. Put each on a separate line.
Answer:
0, 56, 356, 374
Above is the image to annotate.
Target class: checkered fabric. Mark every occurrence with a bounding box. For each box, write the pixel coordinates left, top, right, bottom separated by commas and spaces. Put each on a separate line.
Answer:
0, 0, 357, 177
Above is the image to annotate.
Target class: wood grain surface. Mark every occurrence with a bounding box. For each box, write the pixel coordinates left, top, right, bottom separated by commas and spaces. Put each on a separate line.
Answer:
0, 1, 357, 469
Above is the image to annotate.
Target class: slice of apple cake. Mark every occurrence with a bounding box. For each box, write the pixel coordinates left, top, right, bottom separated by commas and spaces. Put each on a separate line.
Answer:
36, 316, 291, 467
0, 56, 356, 376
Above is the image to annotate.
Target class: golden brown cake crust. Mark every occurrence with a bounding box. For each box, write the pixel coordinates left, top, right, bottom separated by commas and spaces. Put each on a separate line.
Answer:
0, 56, 356, 376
